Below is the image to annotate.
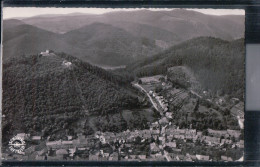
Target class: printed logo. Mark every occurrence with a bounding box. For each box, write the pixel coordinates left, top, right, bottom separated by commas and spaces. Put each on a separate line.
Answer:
8, 136, 26, 154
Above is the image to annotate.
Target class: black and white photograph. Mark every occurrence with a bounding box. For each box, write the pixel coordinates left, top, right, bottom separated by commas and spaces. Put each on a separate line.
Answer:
2, 7, 245, 161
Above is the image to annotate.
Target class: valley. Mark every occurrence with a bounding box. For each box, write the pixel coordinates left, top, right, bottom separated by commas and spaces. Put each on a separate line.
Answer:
2, 9, 245, 162
2, 50, 244, 161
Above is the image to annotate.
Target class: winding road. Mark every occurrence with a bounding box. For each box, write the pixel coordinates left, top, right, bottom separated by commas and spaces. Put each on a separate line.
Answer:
133, 83, 159, 111
133, 82, 174, 161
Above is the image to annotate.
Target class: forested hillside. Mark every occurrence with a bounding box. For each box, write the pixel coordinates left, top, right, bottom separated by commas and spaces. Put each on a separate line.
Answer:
3, 24, 75, 61
128, 37, 244, 99
2, 53, 142, 142
62, 23, 160, 65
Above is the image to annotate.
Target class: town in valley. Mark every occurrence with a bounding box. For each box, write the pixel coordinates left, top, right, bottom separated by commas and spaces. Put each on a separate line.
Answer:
2, 59, 244, 161
2, 8, 245, 162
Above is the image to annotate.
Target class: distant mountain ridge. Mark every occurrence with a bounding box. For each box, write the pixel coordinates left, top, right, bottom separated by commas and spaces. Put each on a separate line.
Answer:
3, 9, 244, 66
19, 9, 244, 42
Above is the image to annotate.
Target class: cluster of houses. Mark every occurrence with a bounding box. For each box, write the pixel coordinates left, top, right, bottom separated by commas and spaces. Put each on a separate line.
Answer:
155, 95, 169, 112
3, 122, 243, 161
148, 87, 189, 116
148, 90, 169, 112
136, 75, 243, 162
164, 127, 243, 147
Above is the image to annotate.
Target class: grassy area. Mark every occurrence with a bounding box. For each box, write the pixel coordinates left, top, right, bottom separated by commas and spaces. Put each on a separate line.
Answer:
140, 75, 164, 84
141, 83, 161, 92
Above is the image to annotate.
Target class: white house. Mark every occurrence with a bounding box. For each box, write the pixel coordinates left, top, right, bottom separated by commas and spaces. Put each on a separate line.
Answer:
196, 154, 209, 161
40, 50, 51, 56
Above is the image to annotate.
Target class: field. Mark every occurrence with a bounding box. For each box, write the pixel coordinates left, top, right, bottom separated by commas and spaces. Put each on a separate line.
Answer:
140, 75, 164, 84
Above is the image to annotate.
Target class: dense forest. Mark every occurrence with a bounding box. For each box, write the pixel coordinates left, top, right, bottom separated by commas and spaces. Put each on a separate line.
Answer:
2, 36, 244, 143
128, 37, 244, 99
2, 53, 143, 142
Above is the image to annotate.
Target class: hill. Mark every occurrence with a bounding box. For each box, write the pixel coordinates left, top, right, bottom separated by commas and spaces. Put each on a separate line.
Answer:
2, 52, 144, 143
167, 66, 202, 90
110, 21, 179, 47
2, 24, 78, 61
62, 22, 161, 65
3, 19, 25, 30
3, 22, 161, 66
128, 37, 245, 99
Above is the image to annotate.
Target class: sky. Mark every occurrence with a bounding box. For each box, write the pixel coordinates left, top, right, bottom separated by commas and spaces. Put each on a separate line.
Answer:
3, 7, 245, 19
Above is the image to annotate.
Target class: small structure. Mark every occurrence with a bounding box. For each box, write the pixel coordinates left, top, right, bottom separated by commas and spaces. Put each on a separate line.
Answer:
24, 146, 36, 155
62, 60, 72, 67
47, 140, 62, 149
207, 129, 228, 138
150, 143, 160, 153
31, 136, 41, 140
221, 155, 233, 161
109, 152, 119, 161
231, 98, 240, 104
138, 155, 146, 160
221, 139, 232, 144
196, 154, 210, 161
159, 117, 169, 125
238, 140, 244, 148
99, 135, 106, 144
89, 154, 99, 161
227, 129, 241, 138
35, 155, 45, 160
202, 136, 220, 145
17, 133, 30, 140
40, 50, 52, 56
165, 142, 176, 148
216, 98, 225, 106
165, 112, 172, 119
37, 148, 48, 156
174, 134, 185, 140
56, 149, 69, 159
62, 140, 73, 145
